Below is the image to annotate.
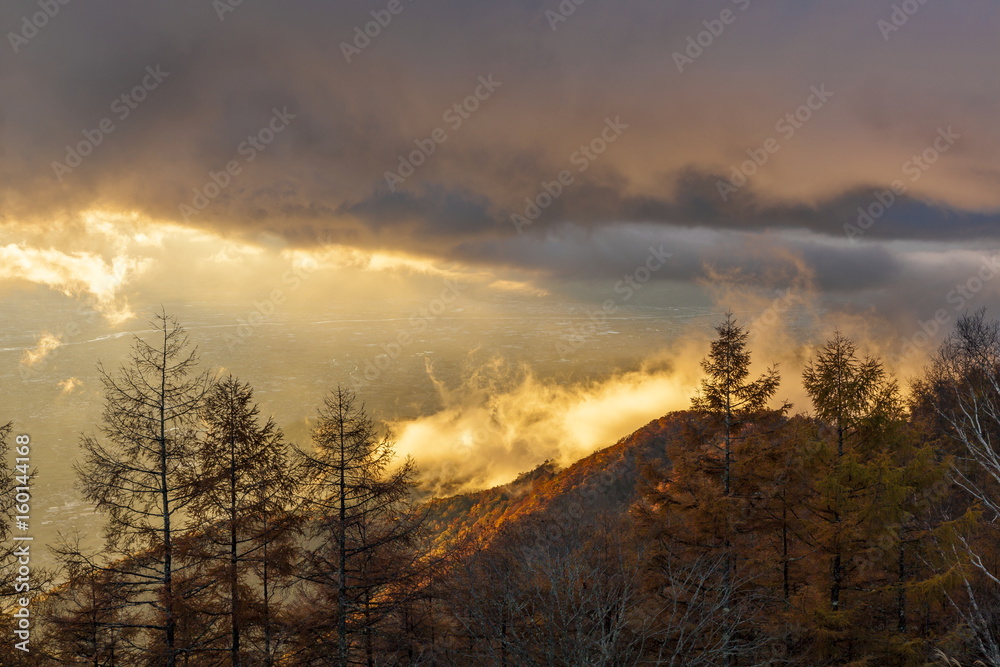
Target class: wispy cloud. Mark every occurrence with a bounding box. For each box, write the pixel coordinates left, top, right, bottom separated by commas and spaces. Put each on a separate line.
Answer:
20, 332, 63, 367
390, 353, 702, 496
0, 244, 148, 324
58, 377, 83, 394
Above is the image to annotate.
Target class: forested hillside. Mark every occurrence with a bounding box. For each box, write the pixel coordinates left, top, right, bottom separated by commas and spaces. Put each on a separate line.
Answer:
4, 311, 1000, 665
423, 414, 674, 549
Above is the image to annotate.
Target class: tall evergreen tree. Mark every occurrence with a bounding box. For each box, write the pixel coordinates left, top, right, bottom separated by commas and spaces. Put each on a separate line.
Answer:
802, 332, 897, 618
293, 387, 423, 667
799, 332, 955, 664
690, 313, 782, 665
802, 331, 895, 458
692, 312, 782, 496
194, 375, 298, 666
75, 312, 210, 665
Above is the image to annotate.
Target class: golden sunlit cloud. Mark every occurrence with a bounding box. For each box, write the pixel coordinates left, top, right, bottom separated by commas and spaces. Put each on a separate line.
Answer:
21, 332, 63, 367
0, 243, 148, 324
58, 377, 82, 394
207, 244, 266, 264
0, 209, 276, 323
282, 244, 545, 294
487, 280, 550, 297
390, 355, 702, 496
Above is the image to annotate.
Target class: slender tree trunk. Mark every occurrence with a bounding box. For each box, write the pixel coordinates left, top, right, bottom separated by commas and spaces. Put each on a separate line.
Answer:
723, 390, 733, 667
831, 418, 845, 614
230, 429, 241, 667
338, 392, 349, 667
897, 541, 906, 633
724, 394, 732, 496
831, 553, 842, 612
365, 596, 374, 667
263, 522, 273, 667
782, 502, 790, 610
161, 338, 176, 667
501, 616, 507, 667
782, 502, 793, 660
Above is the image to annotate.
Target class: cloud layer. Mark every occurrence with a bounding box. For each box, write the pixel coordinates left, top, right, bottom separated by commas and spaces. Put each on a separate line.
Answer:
2, 0, 999, 315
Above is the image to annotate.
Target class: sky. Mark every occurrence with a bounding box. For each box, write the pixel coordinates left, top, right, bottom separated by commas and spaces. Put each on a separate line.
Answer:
3, 1, 1000, 512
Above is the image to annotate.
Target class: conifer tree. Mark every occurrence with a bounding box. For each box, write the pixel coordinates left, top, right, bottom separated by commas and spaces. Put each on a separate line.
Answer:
75, 312, 210, 665
293, 387, 423, 667
44, 542, 138, 665
690, 313, 782, 664
692, 312, 782, 495
799, 332, 956, 663
802, 332, 897, 618
194, 375, 298, 666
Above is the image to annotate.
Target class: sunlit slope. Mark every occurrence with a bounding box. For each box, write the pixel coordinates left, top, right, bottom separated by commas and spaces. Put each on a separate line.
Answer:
422, 412, 690, 546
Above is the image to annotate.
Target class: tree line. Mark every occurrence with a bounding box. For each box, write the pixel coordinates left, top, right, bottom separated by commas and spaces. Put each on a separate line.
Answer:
3, 310, 1000, 665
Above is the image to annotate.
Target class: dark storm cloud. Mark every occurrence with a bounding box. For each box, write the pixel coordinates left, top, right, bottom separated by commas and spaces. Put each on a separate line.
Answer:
453, 223, 902, 293
1, 0, 999, 293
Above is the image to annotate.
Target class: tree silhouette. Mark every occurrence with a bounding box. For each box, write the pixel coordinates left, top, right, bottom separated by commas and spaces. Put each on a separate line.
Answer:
802, 331, 898, 618
692, 312, 782, 496
75, 312, 210, 665
293, 387, 423, 667
690, 313, 781, 666
194, 375, 298, 666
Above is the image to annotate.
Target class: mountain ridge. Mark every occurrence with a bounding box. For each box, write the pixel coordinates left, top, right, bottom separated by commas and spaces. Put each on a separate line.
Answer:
422, 411, 690, 547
